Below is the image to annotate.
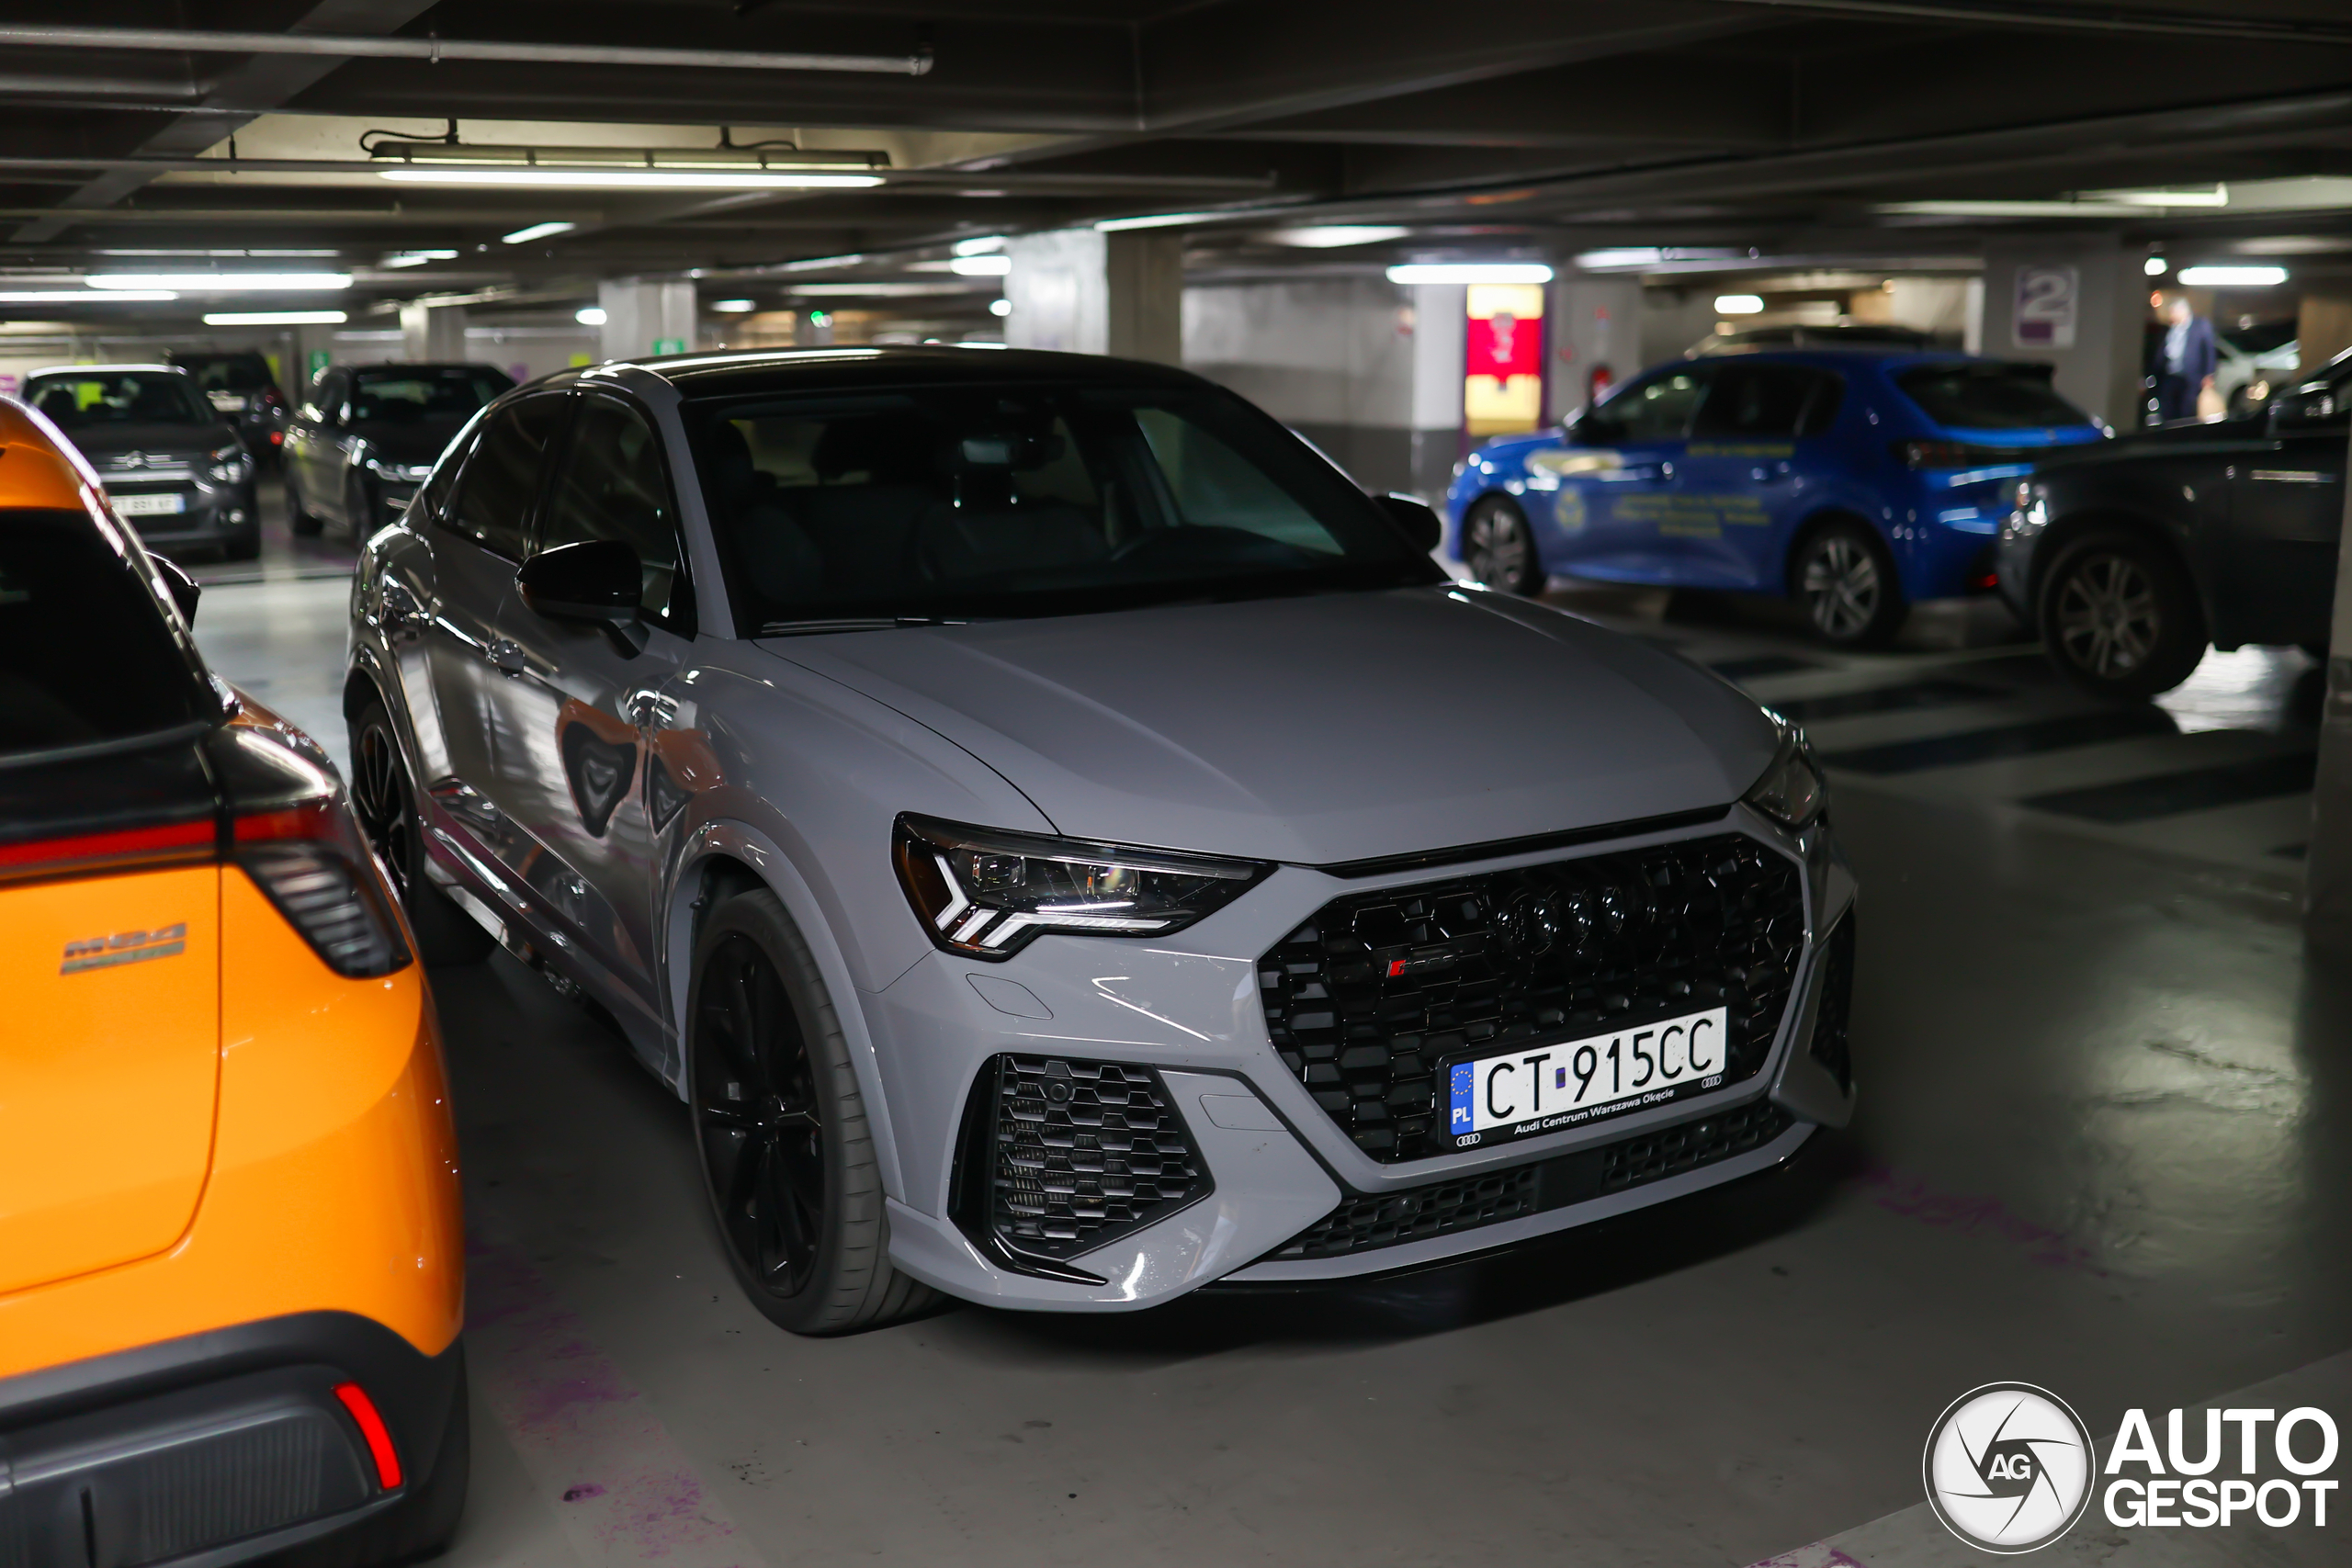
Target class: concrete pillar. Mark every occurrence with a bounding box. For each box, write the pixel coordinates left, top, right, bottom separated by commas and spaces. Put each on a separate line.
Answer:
1545, 275, 1644, 424
400, 301, 467, 363
598, 279, 696, 361
1182, 276, 1417, 491
2307, 455, 2352, 953
1407, 283, 1466, 502
1001, 229, 1182, 364
1979, 238, 2144, 428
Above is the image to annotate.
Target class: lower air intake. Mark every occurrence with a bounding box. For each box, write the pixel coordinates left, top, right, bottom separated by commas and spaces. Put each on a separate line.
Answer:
1808, 916, 1857, 1094
956, 1055, 1209, 1267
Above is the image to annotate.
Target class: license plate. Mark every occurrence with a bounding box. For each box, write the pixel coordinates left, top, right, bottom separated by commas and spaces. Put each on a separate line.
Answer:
1445, 1005, 1728, 1145
109, 492, 187, 516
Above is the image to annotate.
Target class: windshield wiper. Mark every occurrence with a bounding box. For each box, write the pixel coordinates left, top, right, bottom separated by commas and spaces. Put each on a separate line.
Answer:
757, 615, 956, 637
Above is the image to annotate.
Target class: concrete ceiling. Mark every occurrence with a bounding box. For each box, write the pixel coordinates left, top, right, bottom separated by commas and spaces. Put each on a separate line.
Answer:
5, 0, 2352, 322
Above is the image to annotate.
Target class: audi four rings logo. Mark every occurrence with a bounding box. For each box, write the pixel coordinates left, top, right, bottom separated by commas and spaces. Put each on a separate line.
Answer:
1923, 1383, 2095, 1553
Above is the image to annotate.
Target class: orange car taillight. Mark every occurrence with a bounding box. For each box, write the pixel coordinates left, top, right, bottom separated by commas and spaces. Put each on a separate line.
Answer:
213, 728, 412, 978
332, 1382, 403, 1489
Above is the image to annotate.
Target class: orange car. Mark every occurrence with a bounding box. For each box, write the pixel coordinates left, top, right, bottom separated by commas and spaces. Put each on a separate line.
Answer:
0, 398, 468, 1565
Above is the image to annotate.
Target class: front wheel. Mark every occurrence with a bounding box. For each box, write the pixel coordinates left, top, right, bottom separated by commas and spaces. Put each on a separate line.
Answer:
1462, 497, 1544, 595
1792, 521, 1907, 647
688, 888, 942, 1336
347, 692, 493, 964
2038, 530, 2207, 697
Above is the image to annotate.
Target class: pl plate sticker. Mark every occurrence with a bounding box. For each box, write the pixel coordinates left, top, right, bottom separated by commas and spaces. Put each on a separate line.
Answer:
1923, 1382, 2094, 1553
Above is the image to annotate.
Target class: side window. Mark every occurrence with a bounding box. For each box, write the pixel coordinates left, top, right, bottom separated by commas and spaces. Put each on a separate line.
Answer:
445, 396, 566, 559
1587, 369, 1706, 445
1692, 366, 1833, 439
418, 421, 481, 523
538, 395, 694, 629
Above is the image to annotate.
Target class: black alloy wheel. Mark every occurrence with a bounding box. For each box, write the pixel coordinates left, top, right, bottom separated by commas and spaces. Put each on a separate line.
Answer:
347, 693, 492, 964
695, 934, 827, 1299
1792, 521, 1907, 647
685, 887, 941, 1335
2039, 530, 2206, 698
1462, 497, 1544, 596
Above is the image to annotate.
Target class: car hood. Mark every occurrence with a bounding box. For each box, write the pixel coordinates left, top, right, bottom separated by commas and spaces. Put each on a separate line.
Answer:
55, 423, 230, 463
765, 586, 1777, 865
350, 416, 472, 465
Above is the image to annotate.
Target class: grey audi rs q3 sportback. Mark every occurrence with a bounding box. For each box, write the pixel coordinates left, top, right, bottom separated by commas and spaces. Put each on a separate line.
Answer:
345, 347, 1857, 1334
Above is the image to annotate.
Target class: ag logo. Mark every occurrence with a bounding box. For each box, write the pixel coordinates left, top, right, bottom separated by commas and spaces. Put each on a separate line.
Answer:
1924, 1382, 2095, 1553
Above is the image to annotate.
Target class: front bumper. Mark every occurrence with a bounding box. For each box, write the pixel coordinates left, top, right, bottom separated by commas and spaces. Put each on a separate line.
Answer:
109, 484, 258, 550
868, 804, 1858, 1311
0, 1312, 462, 1568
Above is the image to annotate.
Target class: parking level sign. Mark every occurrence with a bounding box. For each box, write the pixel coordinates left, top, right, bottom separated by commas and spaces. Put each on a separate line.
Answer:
2013, 265, 2077, 350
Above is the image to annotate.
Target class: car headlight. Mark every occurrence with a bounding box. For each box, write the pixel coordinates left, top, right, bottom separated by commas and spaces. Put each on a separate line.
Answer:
1743, 716, 1826, 829
204, 442, 248, 481
893, 815, 1271, 958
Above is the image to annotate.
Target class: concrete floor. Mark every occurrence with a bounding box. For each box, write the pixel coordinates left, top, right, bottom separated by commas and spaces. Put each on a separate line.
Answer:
179, 494, 2349, 1567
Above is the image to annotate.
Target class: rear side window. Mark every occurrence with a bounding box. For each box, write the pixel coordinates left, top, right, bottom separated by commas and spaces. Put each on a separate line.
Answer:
0, 510, 211, 758
1584, 369, 1706, 444
445, 396, 566, 558
1894, 363, 2092, 431
1691, 365, 1844, 439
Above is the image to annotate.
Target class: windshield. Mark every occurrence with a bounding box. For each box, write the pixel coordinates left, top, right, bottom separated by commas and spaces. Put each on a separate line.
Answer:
1894, 363, 2093, 431
686, 381, 1441, 626
24, 372, 213, 429
177, 355, 276, 394
350, 366, 514, 423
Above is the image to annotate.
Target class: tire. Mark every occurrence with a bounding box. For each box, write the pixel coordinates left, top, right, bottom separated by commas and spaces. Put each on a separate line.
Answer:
1461, 497, 1544, 596
348, 690, 494, 965
2037, 529, 2208, 698
1791, 519, 1908, 647
687, 887, 943, 1336
288, 474, 323, 536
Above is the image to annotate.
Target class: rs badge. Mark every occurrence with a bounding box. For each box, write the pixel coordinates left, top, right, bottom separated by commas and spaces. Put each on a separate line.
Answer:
60, 923, 187, 975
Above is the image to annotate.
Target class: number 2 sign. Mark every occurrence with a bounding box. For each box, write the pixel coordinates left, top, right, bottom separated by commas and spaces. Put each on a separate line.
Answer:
2013, 264, 2078, 350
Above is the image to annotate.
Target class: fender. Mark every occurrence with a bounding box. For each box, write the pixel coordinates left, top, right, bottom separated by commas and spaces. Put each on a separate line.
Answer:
668, 818, 909, 1205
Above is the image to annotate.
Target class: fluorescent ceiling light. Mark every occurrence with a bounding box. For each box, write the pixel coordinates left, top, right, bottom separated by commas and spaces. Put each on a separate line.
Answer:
2145, 255, 2170, 276
2177, 265, 2288, 287
1714, 294, 1765, 315
86, 273, 351, 291
710, 299, 756, 312
2079, 185, 2229, 208
99, 248, 337, 258
951, 235, 1006, 256
502, 221, 576, 244
775, 253, 865, 272
1095, 211, 1218, 231
382, 168, 882, 190
0, 288, 177, 302
576, 306, 607, 325
1265, 225, 1408, 248
382, 249, 458, 268
203, 310, 347, 325
989, 299, 1012, 317
1875, 200, 2143, 217
1386, 263, 1553, 285
788, 281, 989, 298
948, 254, 1012, 276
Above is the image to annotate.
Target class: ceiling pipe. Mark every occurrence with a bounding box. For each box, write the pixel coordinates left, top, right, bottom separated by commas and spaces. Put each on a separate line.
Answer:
0, 155, 1272, 193
0, 25, 933, 76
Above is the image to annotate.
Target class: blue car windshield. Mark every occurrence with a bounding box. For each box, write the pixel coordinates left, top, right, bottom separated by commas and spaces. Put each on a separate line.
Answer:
1894, 364, 2092, 431
685, 381, 1442, 627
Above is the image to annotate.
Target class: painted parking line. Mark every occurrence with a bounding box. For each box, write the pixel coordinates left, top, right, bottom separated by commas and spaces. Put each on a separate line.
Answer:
1819, 707, 2179, 774
2022, 750, 2319, 824
466, 1242, 766, 1568
1770, 678, 2008, 725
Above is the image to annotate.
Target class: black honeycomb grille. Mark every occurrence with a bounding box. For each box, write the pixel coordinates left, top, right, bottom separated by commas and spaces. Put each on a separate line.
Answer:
1808, 915, 1857, 1094
967, 1055, 1208, 1262
1258, 832, 1805, 1161
1272, 1098, 1796, 1260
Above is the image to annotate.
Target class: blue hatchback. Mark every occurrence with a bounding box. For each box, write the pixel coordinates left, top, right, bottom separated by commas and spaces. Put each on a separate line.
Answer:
1444, 349, 2108, 644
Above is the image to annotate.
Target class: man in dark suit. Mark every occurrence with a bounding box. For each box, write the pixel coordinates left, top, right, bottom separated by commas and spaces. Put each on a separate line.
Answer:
2155, 293, 2217, 422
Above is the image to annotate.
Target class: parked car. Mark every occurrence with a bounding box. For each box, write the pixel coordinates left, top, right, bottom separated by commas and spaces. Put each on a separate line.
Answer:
286, 362, 514, 538
1448, 349, 2109, 645
345, 346, 1857, 1333
2001, 346, 2350, 696
0, 397, 467, 1564
169, 348, 291, 465
19, 364, 260, 560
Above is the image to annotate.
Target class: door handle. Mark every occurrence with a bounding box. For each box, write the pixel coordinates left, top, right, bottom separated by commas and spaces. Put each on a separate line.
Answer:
490, 637, 526, 676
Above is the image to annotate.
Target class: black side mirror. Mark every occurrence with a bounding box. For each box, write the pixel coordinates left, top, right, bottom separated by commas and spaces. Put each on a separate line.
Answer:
153, 556, 200, 625
517, 539, 648, 655
1374, 491, 1442, 555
